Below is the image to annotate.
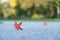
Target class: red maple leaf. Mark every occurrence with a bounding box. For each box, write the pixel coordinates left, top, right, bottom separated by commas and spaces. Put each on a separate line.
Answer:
44, 21, 47, 26
14, 21, 23, 30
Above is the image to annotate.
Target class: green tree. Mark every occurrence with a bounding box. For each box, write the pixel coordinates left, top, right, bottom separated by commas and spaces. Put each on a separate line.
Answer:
15, 0, 28, 18
0, 4, 3, 19
36, 5, 47, 15
27, 4, 35, 17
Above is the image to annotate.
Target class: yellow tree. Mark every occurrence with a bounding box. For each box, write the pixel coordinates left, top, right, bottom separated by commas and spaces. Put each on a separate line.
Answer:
0, 0, 3, 18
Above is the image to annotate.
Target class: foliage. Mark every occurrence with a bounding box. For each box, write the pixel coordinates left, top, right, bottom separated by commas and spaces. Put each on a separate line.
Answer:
36, 5, 47, 15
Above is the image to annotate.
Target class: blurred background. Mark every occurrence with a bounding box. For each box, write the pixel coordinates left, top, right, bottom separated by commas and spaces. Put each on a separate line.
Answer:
0, 0, 60, 20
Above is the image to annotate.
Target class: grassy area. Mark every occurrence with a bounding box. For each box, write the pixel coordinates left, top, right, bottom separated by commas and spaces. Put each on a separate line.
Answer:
0, 21, 2, 23
0, 18, 60, 22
